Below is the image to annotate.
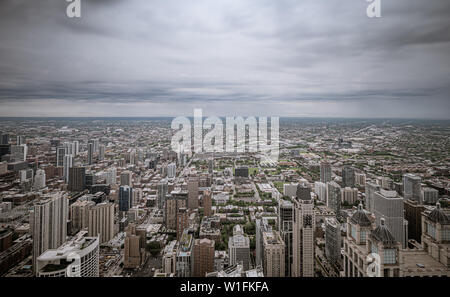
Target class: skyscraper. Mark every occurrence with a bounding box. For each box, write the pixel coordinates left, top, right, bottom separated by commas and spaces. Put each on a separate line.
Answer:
56, 146, 66, 167
177, 207, 189, 240
365, 182, 380, 212
342, 165, 355, 188
11, 144, 27, 162
88, 202, 115, 244
70, 200, 95, 234
293, 183, 315, 277
228, 225, 250, 270
325, 217, 341, 266
187, 177, 199, 209
33, 169, 46, 190
203, 190, 212, 217
119, 185, 133, 212
263, 230, 285, 277
120, 170, 132, 186
99, 145, 105, 161
320, 161, 332, 183
256, 218, 271, 267
279, 200, 294, 277
30, 194, 68, 274
193, 238, 215, 277
167, 162, 176, 179
68, 167, 86, 192
157, 179, 168, 210
373, 189, 408, 248
87, 142, 94, 165
327, 181, 341, 215
403, 173, 422, 203
63, 154, 73, 183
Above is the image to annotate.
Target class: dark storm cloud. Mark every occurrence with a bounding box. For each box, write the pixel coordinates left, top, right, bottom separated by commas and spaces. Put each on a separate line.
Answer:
0, 0, 449, 117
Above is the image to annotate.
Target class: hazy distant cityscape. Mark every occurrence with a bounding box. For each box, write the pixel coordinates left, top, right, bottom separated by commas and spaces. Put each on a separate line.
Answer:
0, 117, 448, 277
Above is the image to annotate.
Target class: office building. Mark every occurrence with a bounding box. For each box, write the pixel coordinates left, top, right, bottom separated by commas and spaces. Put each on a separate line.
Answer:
404, 199, 425, 243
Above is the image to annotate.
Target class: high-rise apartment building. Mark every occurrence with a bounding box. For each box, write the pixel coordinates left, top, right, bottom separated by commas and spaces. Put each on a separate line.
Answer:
320, 161, 332, 183
342, 165, 355, 188
203, 189, 212, 217
325, 217, 341, 266
403, 173, 422, 203
157, 179, 168, 210
228, 225, 250, 270
30, 194, 68, 274
36, 231, 99, 277
341, 187, 358, 205
187, 177, 199, 209
193, 238, 215, 277
256, 218, 271, 267
293, 183, 315, 277
88, 202, 115, 244
120, 170, 132, 186
70, 200, 95, 234
68, 167, 86, 192
263, 230, 285, 277
373, 189, 408, 248
365, 182, 380, 212
327, 181, 341, 215
87, 142, 94, 165
279, 200, 294, 277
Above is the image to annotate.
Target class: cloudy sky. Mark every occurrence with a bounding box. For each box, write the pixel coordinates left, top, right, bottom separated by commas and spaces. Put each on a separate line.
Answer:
0, 0, 449, 118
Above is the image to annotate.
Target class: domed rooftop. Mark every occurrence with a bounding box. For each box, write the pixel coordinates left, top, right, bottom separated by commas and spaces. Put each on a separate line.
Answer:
371, 218, 397, 246
428, 203, 450, 225
350, 204, 372, 227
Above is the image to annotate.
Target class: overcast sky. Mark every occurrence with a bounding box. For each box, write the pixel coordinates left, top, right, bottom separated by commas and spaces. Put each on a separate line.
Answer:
0, 0, 449, 118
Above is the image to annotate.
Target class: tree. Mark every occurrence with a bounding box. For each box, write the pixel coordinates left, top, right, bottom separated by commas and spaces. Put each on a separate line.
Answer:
146, 242, 162, 257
